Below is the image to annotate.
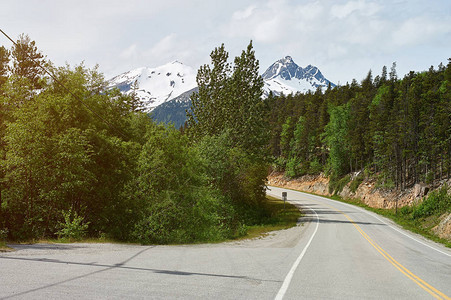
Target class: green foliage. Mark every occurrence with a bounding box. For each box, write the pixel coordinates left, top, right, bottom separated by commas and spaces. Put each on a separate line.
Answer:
185, 42, 270, 234
349, 175, 364, 193
56, 208, 90, 241
187, 41, 268, 155
323, 103, 350, 178
329, 175, 351, 195
0, 228, 8, 241
285, 157, 299, 178
309, 159, 323, 174
266, 59, 450, 191
412, 185, 451, 219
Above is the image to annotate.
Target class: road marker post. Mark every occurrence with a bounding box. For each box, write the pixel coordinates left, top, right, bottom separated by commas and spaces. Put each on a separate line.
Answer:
282, 192, 287, 209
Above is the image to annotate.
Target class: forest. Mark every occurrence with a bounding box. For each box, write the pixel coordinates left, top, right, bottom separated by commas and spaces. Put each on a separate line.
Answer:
0, 33, 449, 243
267, 61, 450, 192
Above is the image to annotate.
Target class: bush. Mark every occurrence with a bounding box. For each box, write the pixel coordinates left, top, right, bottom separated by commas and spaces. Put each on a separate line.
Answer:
56, 208, 90, 241
329, 175, 351, 195
413, 185, 451, 219
0, 228, 8, 242
272, 156, 286, 172
350, 175, 364, 193
309, 159, 322, 174
400, 205, 413, 216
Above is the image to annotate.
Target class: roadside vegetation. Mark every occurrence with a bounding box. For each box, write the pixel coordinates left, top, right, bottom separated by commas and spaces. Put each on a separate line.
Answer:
243, 196, 302, 240
0, 35, 273, 245
323, 186, 451, 248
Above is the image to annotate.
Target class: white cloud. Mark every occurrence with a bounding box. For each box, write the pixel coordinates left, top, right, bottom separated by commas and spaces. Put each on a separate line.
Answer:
392, 16, 451, 46
232, 5, 257, 20
330, 0, 380, 19
120, 44, 138, 60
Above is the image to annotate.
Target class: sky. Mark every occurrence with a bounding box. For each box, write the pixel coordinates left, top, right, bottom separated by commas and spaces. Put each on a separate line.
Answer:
1, 0, 450, 84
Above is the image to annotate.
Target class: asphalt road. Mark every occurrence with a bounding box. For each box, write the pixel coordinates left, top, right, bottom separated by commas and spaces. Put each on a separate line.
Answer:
1, 186, 450, 299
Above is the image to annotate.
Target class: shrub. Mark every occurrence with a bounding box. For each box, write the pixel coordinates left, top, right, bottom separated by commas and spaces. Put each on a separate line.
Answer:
350, 175, 364, 193
412, 185, 451, 219
309, 159, 322, 174
329, 175, 351, 195
56, 208, 90, 241
0, 228, 8, 242
285, 157, 299, 178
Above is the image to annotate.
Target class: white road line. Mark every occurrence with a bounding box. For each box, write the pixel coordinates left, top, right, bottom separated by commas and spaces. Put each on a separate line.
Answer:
274, 203, 319, 300
284, 188, 451, 258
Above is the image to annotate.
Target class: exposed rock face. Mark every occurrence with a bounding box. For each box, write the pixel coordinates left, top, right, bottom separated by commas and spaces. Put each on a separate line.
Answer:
433, 213, 451, 240
268, 172, 416, 209
268, 172, 451, 241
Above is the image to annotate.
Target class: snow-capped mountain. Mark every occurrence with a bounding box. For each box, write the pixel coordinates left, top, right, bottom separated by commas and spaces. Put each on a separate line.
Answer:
108, 56, 335, 119
262, 56, 335, 96
107, 61, 197, 111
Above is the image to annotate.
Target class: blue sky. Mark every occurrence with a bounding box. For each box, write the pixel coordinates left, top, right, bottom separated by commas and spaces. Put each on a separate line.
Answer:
1, 0, 450, 84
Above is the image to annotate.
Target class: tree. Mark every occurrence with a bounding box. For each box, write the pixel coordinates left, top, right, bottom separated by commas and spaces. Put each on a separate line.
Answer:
187, 41, 269, 215
187, 41, 268, 153
11, 34, 47, 90
323, 103, 350, 178
186, 43, 231, 140
0, 46, 9, 88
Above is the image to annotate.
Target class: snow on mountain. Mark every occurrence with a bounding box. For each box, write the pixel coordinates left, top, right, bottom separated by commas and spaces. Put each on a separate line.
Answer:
262, 56, 335, 96
108, 56, 335, 114
107, 61, 197, 111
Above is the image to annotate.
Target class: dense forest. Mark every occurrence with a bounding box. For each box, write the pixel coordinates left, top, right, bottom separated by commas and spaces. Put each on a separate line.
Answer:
0, 36, 269, 242
266, 61, 450, 192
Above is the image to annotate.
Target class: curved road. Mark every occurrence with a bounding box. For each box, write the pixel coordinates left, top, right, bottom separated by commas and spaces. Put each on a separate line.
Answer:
1, 186, 450, 299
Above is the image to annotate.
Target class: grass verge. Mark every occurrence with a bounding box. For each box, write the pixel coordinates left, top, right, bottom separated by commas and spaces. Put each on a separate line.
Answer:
241, 195, 303, 240
0, 241, 14, 252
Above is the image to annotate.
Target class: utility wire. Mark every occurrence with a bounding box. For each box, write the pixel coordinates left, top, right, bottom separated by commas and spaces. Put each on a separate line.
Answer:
0, 28, 129, 140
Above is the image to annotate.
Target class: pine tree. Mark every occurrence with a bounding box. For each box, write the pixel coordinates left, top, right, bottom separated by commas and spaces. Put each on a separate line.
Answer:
187, 43, 230, 141
11, 34, 46, 90
187, 41, 267, 153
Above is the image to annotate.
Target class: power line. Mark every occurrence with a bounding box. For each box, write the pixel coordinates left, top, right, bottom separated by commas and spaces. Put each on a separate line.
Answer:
0, 28, 129, 140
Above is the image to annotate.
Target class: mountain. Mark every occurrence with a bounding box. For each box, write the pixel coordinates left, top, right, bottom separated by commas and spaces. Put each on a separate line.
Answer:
108, 56, 335, 125
107, 61, 196, 111
262, 56, 335, 96
151, 87, 197, 128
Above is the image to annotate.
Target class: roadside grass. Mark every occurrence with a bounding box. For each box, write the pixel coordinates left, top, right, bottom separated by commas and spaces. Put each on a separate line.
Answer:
0, 241, 14, 252
240, 195, 302, 240
278, 186, 451, 248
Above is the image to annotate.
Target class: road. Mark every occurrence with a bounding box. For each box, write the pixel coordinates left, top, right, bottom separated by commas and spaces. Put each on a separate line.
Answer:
1, 186, 450, 299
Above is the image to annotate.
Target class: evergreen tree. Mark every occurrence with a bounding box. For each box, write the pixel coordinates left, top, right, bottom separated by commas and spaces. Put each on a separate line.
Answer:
11, 34, 46, 90
187, 43, 231, 140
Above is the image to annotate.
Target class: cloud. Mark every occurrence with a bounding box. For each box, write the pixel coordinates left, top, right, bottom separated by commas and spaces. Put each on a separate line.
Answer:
330, 0, 380, 19
232, 5, 257, 20
120, 44, 138, 60
392, 16, 451, 47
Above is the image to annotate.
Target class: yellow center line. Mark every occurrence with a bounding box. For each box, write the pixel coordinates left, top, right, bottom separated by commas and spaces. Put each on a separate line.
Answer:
323, 203, 450, 300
